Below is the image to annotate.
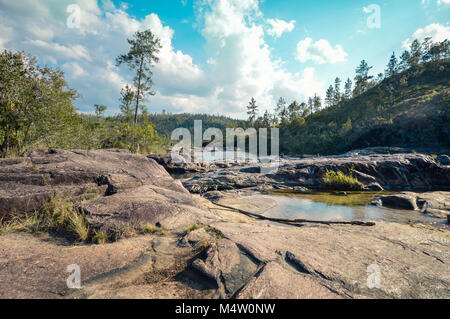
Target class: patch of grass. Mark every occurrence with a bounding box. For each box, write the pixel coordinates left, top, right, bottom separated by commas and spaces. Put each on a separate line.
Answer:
140, 223, 165, 235
81, 186, 101, 201
0, 194, 90, 241
322, 169, 363, 190
92, 230, 109, 244
110, 224, 136, 241
187, 223, 202, 233
206, 226, 224, 240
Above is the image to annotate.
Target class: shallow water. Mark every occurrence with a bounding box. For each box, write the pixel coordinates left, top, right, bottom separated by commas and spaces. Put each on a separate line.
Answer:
247, 191, 447, 227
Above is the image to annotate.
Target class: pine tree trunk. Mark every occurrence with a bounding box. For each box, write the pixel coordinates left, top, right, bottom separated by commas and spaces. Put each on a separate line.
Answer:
134, 56, 144, 125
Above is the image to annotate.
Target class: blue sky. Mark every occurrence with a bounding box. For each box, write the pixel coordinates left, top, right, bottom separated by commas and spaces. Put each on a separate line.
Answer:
0, 0, 449, 119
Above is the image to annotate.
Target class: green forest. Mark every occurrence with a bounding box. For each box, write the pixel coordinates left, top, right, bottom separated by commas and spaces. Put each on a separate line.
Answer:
0, 32, 448, 158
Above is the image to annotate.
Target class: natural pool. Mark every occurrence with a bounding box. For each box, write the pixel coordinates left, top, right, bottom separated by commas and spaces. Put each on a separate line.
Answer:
239, 191, 447, 226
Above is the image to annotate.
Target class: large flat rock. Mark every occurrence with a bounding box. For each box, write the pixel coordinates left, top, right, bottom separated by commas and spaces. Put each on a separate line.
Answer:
0, 149, 216, 233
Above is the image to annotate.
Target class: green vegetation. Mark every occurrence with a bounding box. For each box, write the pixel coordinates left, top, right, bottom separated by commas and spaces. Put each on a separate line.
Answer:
1, 37, 447, 158
0, 194, 90, 241
247, 38, 449, 155
322, 170, 363, 190
92, 230, 109, 244
0, 29, 165, 158
205, 226, 224, 240
140, 223, 166, 235
147, 113, 244, 139
187, 223, 201, 233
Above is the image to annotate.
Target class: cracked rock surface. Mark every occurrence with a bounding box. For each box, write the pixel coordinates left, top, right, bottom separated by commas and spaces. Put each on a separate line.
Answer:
0, 149, 449, 299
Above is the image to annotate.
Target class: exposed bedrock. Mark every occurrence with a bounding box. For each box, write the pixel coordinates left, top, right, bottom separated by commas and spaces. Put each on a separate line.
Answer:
0, 149, 217, 235
181, 150, 450, 193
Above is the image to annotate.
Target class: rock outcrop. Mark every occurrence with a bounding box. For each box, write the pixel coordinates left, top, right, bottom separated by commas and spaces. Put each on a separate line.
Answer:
183, 151, 450, 193
0, 149, 216, 235
147, 153, 215, 174
0, 149, 449, 299
371, 191, 450, 219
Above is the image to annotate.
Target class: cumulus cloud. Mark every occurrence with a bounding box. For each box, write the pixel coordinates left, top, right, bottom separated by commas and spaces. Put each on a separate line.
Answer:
197, 0, 323, 117
0, 0, 324, 118
296, 37, 348, 64
0, 0, 209, 114
266, 18, 295, 38
402, 23, 450, 49
24, 40, 92, 62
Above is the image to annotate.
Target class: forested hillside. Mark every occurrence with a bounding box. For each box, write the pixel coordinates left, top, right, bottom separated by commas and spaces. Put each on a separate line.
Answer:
148, 113, 244, 138
278, 59, 449, 155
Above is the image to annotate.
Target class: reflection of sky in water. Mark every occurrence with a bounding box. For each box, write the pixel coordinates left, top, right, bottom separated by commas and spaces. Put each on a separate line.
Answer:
263, 196, 385, 221
250, 195, 443, 225
194, 150, 277, 163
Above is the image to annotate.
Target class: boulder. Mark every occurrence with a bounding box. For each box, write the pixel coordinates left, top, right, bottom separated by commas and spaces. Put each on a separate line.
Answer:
0, 149, 216, 233
371, 191, 450, 218
147, 153, 215, 174
371, 192, 419, 210
437, 155, 450, 166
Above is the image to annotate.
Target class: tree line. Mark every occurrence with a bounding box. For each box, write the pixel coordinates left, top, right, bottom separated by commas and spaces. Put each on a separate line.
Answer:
245, 38, 449, 127
0, 29, 164, 157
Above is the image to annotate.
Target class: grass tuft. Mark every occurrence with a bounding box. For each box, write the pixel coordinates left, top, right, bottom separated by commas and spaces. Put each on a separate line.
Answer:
92, 230, 109, 244
187, 223, 202, 233
0, 194, 90, 242
322, 169, 363, 190
140, 223, 165, 235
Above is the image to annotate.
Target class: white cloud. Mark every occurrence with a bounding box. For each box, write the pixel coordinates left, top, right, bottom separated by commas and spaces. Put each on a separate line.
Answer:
62, 62, 86, 78
266, 18, 295, 38
296, 37, 348, 64
0, 0, 324, 118
402, 23, 450, 49
24, 40, 92, 62
197, 0, 323, 117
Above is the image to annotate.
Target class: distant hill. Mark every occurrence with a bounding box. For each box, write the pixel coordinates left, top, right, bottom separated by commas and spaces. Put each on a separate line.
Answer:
280, 59, 450, 155
147, 113, 244, 138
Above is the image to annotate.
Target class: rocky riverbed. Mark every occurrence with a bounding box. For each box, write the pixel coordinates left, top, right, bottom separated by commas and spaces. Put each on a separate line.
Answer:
0, 148, 449, 299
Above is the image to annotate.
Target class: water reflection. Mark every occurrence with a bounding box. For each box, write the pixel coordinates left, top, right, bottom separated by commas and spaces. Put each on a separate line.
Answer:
247, 193, 446, 226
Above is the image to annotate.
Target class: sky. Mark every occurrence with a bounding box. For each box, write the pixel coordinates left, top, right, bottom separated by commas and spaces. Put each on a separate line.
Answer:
0, 0, 449, 119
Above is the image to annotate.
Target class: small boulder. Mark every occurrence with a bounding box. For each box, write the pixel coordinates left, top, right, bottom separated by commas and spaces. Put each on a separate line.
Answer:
436, 155, 450, 166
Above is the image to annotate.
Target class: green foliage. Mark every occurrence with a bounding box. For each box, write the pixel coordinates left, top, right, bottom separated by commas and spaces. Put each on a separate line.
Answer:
116, 29, 162, 124
322, 170, 363, 190
0, 50, 79, 157
92, 230, 109, 244
277, 58, 449, 155
246, 97, 258, 123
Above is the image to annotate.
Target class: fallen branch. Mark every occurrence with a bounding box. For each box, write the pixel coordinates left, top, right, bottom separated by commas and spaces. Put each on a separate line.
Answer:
212, 202, 376, 227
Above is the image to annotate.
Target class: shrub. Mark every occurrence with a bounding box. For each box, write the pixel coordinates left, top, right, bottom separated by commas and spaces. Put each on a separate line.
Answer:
322, 169, 363, 190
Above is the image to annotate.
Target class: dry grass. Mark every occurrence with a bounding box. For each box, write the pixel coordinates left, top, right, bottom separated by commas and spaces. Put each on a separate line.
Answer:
140, 223, 166, 235
92, 230, 109, 244
0, 194, 90, 241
